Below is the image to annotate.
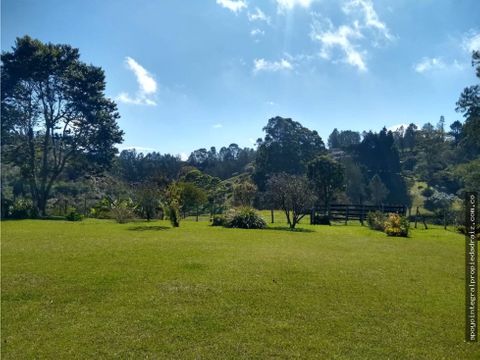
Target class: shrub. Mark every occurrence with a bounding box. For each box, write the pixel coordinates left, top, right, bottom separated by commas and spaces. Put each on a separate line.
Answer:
313, 214, 331, 225
225, 207, 266, 229
10, 198, 34, 219
384, 213, 409, 237
166, 201, 180, 227
367, 211, 386, 231
211, 215, 227, 226
66, 209, 83, 221
111, 199, 136, 224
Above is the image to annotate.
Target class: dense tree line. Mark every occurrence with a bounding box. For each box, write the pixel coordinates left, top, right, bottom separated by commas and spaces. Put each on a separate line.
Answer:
1, 37, 478, 224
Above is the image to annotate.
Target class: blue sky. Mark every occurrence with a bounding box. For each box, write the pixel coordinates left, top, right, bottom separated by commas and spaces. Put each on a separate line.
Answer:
2, 0, 479, 158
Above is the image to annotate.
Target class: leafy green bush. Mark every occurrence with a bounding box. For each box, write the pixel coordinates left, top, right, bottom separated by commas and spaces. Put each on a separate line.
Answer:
384, 213, 409, 237
111, 199, 136, 224
10, 199, 34, 219
66, 209, 83, 221
211, 215, 227, 226
367, 211, 386, 231
225, 207, 266, 229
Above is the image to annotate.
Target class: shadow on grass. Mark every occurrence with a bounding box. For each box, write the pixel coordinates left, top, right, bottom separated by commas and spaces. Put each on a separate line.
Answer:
127, 225, 170, 231
265, 226, 315, 233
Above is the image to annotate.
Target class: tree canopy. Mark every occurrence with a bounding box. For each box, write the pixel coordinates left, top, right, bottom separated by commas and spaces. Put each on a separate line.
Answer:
1, 36, 123, 215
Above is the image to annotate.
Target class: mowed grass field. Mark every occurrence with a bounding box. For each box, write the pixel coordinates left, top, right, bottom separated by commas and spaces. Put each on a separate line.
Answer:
2, 218, 479, 359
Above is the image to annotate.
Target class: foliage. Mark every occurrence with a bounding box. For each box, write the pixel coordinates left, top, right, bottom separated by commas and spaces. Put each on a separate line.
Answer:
354, 128, 409, 205
134, 183, 162, 221
233, 181, 257, 206
307, 155, 344, 209
110, 199, 136, 224
253, 117, 325, 190
266, 173, 316, 229
384, 213, 409, 237
211, 215, 227, 227
1, 36, 124, 216
328, 128, 361, 149
224, 207, 266, 229
65, 209, 83, 222
368, 175, 389, 205
178, 182, 207, 215
165, 183, 181, 227
421, 187, 434, 198
367, 211, 387, 231
9, 198, 34, 219
187, 144, 255, 179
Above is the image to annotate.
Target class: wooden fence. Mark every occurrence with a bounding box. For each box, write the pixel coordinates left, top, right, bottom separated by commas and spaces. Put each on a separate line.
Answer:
310, 204, 407, 225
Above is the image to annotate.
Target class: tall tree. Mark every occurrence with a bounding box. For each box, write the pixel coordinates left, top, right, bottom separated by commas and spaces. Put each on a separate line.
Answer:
1, 36, 123, 215
253, 117, 325, 189
368, 174, 389, 205
307, 155, 344, 210
456, 50, 480, 158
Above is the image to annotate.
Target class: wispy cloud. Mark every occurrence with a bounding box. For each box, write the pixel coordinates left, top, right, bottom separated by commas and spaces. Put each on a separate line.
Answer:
248, 7, 270, 23
212, 123, 223, 129
216, 0, 247, 13
311, 18, 367, 72
342, 0, 394, 42
276, 0, 314, 12
413, 57, 464, 73
413, 57, 445, 73
462, 30, 480, 53
117, 57, 157, 106
250, 28, 265, 37
253, 58, 293, 73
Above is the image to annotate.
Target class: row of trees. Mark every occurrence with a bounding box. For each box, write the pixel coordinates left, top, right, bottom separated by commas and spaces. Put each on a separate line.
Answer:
1, 36, 478, 226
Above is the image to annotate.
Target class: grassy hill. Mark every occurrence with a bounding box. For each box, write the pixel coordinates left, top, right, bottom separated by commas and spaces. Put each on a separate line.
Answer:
2, 219, 477, 359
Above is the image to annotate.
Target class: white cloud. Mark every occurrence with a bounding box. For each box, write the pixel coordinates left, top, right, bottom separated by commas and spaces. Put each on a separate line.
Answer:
250, 28, 265, 37
248, 7, 270, 23
117, 57, 157, 106
414, 57, 464, 73
342, 0, 393, 41
311, 19, 367, 72
413, 57, 445, 73
276, 0, 314, 11
463, 30, 480, 53
213, 123, 223, 128
216, 0, 247, 13
253, 58, 293, 73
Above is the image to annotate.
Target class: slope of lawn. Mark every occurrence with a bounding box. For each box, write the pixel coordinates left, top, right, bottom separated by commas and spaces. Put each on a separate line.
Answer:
1, 219, 478, 359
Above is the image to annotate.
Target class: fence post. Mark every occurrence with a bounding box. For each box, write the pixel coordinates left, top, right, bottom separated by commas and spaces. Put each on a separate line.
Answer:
271, 209, 274, 224
345, 206, 349, 225
310, 207, 315, 225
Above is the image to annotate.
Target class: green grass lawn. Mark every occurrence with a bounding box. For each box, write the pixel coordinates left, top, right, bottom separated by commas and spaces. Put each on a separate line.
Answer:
2, 219, 478, 359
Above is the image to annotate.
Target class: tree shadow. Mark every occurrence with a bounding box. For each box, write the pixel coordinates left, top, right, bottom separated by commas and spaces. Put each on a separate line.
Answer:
265, 226, 315, 233
127, 225, 170, 231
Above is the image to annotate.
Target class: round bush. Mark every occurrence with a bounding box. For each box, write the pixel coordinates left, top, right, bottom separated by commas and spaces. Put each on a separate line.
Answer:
225, 207, 266, 229
384, 213, 409, 237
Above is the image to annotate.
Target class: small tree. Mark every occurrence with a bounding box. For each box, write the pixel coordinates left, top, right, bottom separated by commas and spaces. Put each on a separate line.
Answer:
179, 182, 207, 219
135, 183, 161, 221
307, 155, 344, 210
233, 181, 257, 206
266, 173, 316, 229
368, 174, 389, 206
165, 182, 181, 227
